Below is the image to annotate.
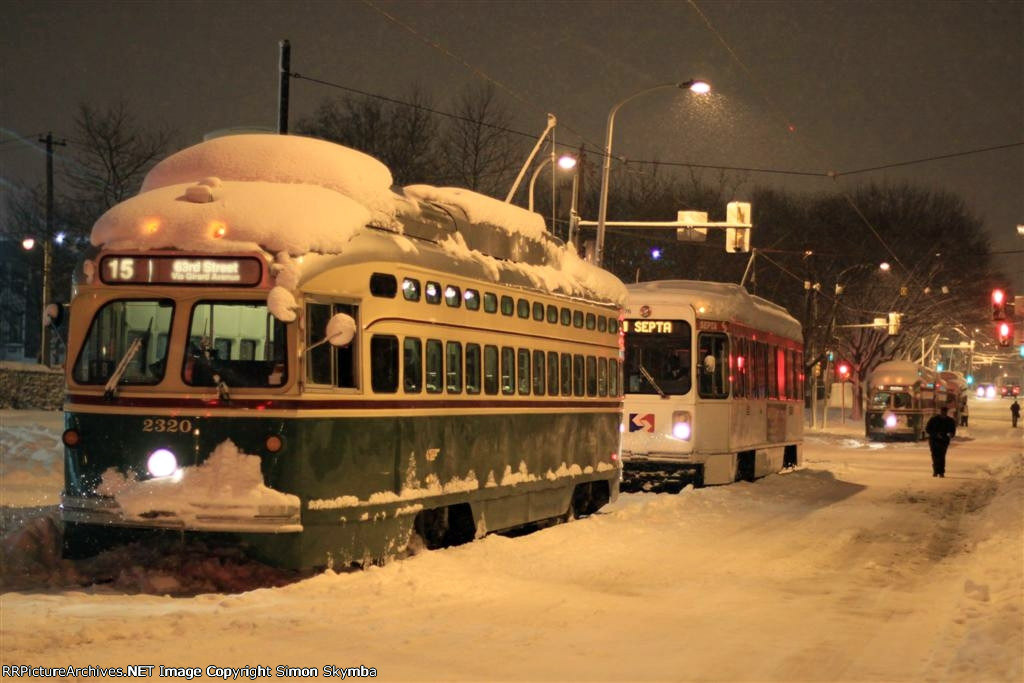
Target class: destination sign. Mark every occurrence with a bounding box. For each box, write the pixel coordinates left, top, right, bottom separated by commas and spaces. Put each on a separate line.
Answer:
99, 255, 263, 286
623, 319, 678, 334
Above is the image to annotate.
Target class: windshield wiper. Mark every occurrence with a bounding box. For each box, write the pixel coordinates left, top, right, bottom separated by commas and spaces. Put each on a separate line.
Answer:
103, 337, 143, 400
638, 363, 668, 398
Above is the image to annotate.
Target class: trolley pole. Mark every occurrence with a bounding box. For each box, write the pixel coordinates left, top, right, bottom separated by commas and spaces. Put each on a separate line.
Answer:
278, 39, 291, 135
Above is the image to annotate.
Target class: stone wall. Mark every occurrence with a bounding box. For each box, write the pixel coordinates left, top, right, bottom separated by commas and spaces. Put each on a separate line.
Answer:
0, 362, 64, 410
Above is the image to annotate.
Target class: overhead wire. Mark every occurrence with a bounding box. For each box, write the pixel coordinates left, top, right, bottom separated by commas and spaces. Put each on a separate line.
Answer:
686, 0, 909, 272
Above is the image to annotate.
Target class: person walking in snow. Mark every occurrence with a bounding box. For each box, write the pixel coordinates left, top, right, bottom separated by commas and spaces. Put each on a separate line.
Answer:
925, 406, 957, 478
1011, 399, 1020, 428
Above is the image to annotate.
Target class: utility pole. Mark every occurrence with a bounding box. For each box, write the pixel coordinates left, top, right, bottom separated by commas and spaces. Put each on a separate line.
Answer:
38, 132, 66, 365
278, 39, 291, 134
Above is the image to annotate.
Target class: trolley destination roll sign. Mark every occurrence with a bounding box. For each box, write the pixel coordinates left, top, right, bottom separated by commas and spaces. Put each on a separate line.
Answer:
99, 255, 263, 286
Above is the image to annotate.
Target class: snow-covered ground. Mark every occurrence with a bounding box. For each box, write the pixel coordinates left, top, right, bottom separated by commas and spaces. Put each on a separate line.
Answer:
1, 397, 1021, 681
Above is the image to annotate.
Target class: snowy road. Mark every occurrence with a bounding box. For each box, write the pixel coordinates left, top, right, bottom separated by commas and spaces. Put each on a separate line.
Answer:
1, 398, 1021, 681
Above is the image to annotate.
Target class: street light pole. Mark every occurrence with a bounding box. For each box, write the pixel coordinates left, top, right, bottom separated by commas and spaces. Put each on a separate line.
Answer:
594, 79, 709, 267
38, 132, 65, 365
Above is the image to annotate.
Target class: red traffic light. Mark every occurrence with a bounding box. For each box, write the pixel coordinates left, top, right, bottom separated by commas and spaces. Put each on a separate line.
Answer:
993, 289, 1008, 320
997, 321, 1013, 347
837, 362, 851, 379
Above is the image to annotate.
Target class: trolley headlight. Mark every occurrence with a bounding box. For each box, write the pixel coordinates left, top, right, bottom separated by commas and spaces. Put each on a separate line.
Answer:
671, 411, 692, 441
885, 414, 898, 428
147, 448, 179, 478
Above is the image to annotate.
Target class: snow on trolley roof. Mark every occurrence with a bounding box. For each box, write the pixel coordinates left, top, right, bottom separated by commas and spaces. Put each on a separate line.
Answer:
624, 279, 800, 340
867, 360, 942, 388
88, 133, 626, 306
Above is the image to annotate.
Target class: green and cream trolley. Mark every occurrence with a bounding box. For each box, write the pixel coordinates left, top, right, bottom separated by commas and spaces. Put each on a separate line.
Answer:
620, 280, 803, 489
60, 134, 625, 569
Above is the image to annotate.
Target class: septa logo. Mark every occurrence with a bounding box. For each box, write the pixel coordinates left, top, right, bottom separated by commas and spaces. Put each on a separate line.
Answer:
629, 413, 655, 432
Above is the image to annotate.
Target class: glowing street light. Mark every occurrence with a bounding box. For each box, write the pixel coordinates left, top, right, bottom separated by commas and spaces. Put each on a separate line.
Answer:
528, 154, 577, 212
594, 79, 711, 266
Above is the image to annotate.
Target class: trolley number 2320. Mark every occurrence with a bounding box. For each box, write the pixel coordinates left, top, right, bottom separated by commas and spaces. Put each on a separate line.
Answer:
142, 418, 193, 433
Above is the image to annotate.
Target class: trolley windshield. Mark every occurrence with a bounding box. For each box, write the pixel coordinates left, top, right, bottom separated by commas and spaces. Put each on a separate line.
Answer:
73, 299, 174, 385
623, 319, 692, 395
183, 301, 288, 388
871, 391, 913, 409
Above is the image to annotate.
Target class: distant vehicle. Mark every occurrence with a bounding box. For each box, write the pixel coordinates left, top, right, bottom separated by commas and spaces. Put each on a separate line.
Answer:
865, 361, 947, 440
976, 383, 997, 399
997, 376, 1021, 398
619, 280, 803, 490
939, 370, 969, 426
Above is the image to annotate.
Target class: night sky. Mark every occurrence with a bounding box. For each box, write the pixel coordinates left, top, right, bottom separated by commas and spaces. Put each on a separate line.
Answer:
2, 0, 1021, 286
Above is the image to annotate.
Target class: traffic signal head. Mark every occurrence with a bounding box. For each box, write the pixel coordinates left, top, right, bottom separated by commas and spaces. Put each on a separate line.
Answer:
837, 362, 851, 379
992, 289, 1007, 320
997, 321, 1013, 347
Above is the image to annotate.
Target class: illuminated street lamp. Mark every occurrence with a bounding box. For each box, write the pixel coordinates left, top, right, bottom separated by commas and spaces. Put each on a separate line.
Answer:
528, 154, 577, 212
594, 79, 710, 266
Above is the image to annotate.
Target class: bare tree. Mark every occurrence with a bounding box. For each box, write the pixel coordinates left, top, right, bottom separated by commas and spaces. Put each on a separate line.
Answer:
296, 88, 440, 185
439, 83, 524, 197
65, 101, 174, 213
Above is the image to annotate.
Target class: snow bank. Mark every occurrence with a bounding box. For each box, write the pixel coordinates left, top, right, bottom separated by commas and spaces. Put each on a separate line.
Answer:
97, 439, 299, 527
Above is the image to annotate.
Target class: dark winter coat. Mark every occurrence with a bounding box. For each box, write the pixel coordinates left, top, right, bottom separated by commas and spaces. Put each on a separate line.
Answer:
925, 413, 957, 445
1011, 402, 1020, 417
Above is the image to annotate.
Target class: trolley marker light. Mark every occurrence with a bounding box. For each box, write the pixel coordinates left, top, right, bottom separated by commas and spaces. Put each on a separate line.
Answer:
147, 448, 179, 478
61, 428, 80, 447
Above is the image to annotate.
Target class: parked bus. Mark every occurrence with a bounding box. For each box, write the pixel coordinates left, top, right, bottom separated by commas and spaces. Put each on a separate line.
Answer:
619, 280, 803, 490
59, 134, 626, 569
939, 370, 969, 426
865, 361, 946, 440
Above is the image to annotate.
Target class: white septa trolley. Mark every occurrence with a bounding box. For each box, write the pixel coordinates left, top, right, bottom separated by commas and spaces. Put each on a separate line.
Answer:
620, 280, 803, 489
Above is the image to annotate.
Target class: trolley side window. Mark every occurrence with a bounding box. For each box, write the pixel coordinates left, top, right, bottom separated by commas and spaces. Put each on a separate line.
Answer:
532, 350, 545, 395
446, 341, 463, 393
517, 348, 531, 395
185, 301, 288, 388
403, 337, 422, 393
370, 335, 399, 393
698, 332, 730, 399
73, 299, 175, 385
547, 351, 559, 396
304, 302, 357, 389
484, 345, 499, 394
466, 343, 482, 394
501, 346, 515, 395
426, 339, 443, 394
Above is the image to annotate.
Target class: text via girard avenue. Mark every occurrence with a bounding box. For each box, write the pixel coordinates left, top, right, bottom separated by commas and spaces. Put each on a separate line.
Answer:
1, 664, 378, 679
